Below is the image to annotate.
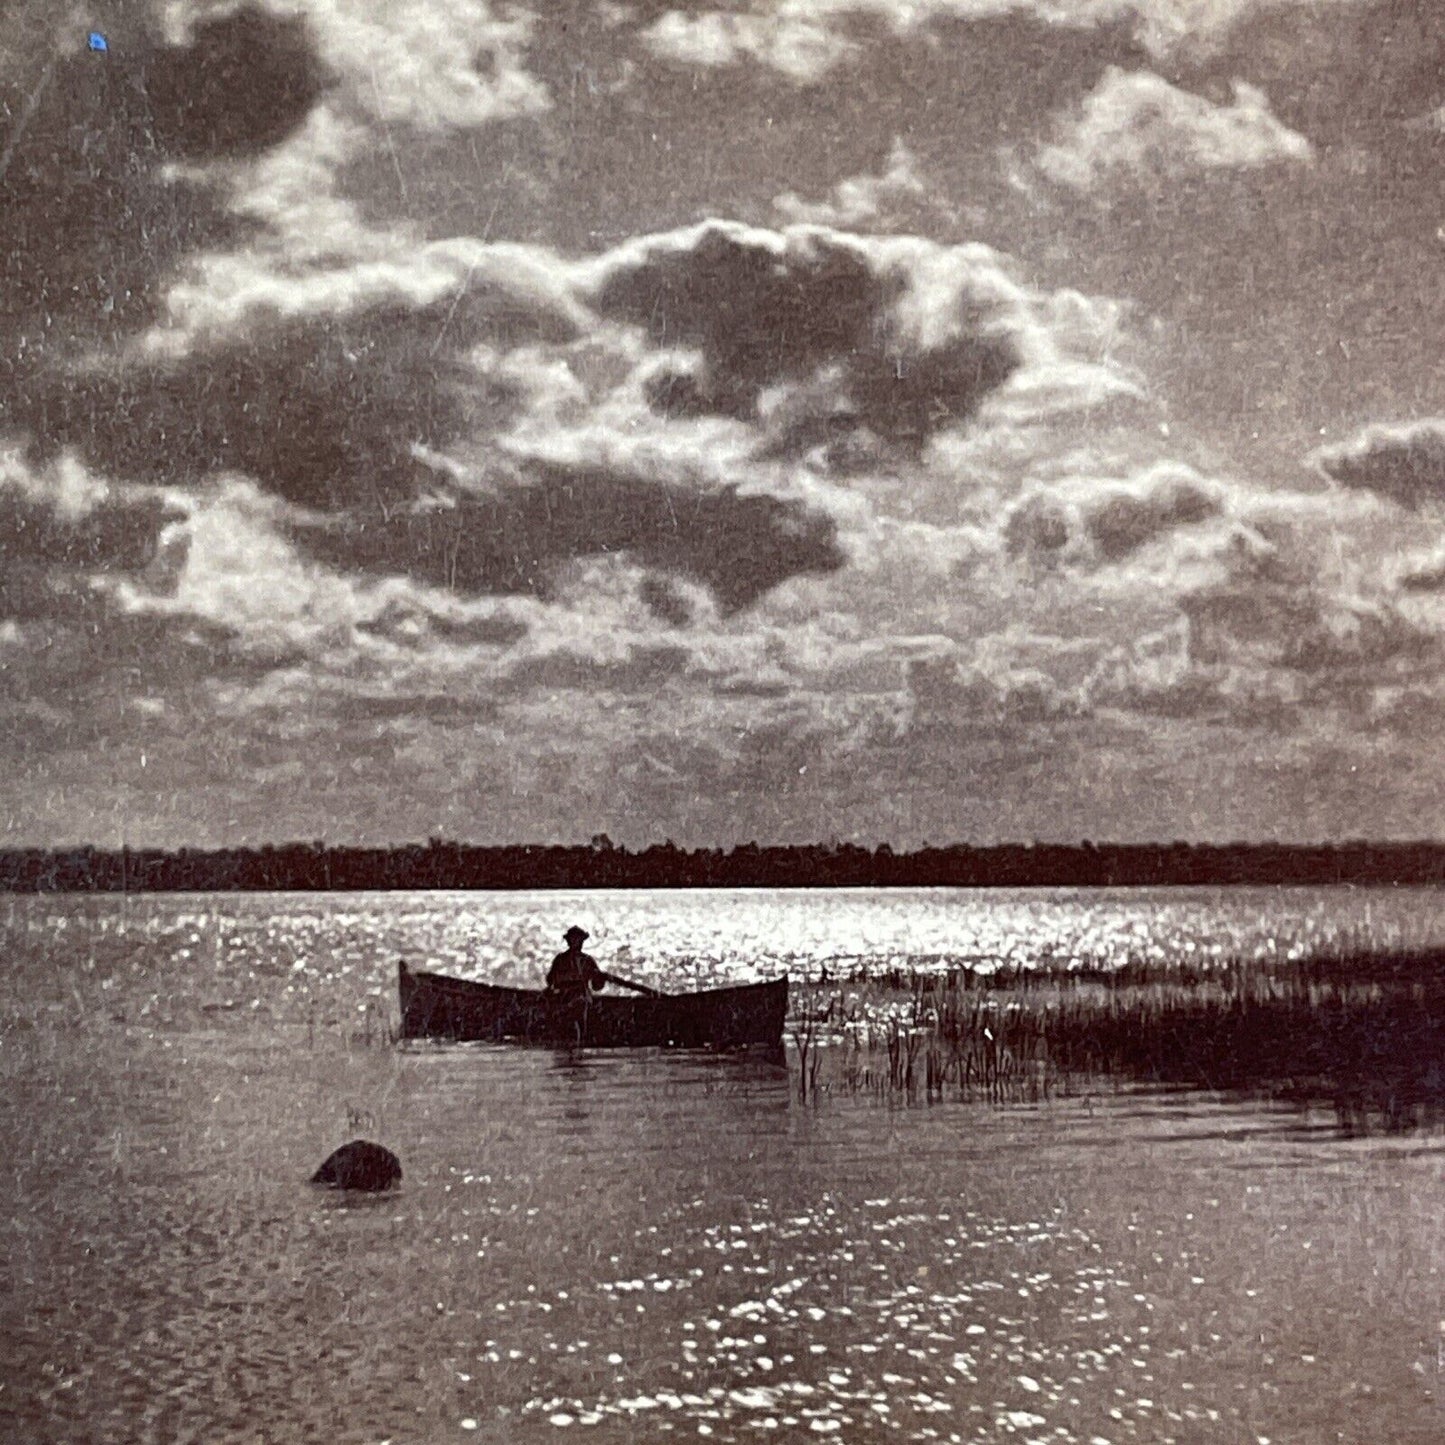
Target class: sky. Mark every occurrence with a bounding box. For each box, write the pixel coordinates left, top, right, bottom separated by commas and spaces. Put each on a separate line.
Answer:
4, 0, 1445, 848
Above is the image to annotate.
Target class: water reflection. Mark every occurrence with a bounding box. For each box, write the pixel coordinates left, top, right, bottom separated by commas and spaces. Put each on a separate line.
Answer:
795, 951, 1445, 1137
313, 1189, 398, 1214
548, 1046, 594, 1075
4, 891, 1445, 1442
537, 1042, 789, 1078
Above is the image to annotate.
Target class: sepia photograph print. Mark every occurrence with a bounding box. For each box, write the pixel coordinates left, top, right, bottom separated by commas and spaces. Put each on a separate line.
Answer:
5, 1, 1445, 1440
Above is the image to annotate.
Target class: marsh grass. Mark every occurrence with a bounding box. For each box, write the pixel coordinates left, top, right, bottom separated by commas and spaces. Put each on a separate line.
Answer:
790, 950, 1445, 1131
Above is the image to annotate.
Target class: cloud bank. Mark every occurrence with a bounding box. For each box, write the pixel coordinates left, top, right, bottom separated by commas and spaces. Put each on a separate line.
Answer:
9, 0, 1445, 848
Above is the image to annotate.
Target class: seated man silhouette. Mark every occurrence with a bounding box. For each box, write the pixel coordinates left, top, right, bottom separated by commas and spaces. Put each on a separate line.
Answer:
546, 925, 605, 999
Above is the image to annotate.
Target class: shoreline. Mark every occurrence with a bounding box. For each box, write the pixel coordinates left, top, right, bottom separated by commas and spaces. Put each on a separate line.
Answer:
8, 840, 1445, 892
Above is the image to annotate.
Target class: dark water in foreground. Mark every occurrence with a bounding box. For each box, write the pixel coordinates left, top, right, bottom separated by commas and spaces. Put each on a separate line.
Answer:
2, 889, 1444, 1443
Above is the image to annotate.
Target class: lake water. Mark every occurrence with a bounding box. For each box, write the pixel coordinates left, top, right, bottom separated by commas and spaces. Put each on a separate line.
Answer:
2, 887, 1443, 1443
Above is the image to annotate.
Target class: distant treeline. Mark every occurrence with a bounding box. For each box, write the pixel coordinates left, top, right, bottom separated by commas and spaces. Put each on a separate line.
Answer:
5, 838, 1445, 892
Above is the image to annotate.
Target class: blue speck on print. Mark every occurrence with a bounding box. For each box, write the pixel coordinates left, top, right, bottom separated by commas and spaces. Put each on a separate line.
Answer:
88, 32, 108, 53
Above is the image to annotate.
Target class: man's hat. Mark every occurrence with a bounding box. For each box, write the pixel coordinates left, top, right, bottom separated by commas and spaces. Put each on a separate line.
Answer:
564, 925, 589, 943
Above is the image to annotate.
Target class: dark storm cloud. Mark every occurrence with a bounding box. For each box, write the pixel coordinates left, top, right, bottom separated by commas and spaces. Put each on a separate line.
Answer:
1, 7, 325, 368
17, 303, 523, 510
1005, 470, 1222, 567
145, 8, 326, 159
1315, 422, 1445, 509
292, 460, 846, 613
638, 574, 694, 627
0, 6, 337, 655
1085, 473, 1220, 560
1281, 603, 1431, 679
0, 478, 293, 747
1004, 492, 1073, 562
1399, 556, 1445, 593
16, 270, 841, 607
591, 224, 1020, 450
0, 478, 188, 625
0, 565, 96, 629
0, 484, 184, 576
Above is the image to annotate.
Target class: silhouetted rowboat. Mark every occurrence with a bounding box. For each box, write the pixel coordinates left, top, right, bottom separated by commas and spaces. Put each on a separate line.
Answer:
397, 961, 788, 1048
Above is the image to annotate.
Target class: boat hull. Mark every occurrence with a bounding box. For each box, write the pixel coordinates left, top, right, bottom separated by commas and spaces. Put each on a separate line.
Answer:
398, 962, 788, 1049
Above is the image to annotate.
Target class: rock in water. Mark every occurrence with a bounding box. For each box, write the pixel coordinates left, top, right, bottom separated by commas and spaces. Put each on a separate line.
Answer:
311, 1140, 402, 1192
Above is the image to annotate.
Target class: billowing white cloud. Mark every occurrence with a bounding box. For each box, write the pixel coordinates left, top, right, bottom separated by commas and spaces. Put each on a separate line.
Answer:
1031, 67, 1313, 194
149, 234, 587, 352
639, 1, 1364, 82
640, 9, 855, 83
1069, 473, 1445, 727
165, 0, 551, 132
222, 104, 388, 265
773, 139, 932, 229
12, 0, 1445, 850
577, 219, 1139, 465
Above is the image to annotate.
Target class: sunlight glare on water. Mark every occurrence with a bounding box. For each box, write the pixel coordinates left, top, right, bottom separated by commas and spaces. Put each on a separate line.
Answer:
1, 887, 1443, 1443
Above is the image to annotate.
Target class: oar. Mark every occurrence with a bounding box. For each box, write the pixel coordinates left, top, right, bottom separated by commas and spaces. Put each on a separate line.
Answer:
600, 971, 663, 998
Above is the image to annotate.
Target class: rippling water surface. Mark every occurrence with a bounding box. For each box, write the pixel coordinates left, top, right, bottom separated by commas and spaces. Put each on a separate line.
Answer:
2, 888, 1443, 1443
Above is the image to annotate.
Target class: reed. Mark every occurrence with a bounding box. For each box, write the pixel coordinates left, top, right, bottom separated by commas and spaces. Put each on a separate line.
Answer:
357, 994, 388, 1048
790, 948, 1445, 1130
789, 1006, 824, 1103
